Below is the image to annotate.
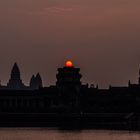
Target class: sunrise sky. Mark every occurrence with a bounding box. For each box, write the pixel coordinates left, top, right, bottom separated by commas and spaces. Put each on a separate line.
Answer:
0, 0, 140, 88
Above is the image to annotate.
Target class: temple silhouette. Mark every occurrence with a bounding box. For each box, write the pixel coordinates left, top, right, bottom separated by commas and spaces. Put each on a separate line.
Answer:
0, 61, 140, 129
0, 63, 43, 90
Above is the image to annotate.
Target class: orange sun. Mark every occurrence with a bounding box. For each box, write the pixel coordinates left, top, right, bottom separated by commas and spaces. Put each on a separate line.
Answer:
65, 60, 73, 67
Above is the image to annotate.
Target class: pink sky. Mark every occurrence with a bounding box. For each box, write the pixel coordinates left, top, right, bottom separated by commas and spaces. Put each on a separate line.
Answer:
0, 0, 140, 88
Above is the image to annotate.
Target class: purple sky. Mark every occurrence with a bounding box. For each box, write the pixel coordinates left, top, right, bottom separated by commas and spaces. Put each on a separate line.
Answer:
0, 0, 140, 88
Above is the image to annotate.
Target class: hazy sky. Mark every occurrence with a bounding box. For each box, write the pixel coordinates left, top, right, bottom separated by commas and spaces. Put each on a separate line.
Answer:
0, 0, 140, 88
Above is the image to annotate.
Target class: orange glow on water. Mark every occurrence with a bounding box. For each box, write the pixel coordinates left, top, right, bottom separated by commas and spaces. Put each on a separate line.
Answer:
65, 61, 73, 67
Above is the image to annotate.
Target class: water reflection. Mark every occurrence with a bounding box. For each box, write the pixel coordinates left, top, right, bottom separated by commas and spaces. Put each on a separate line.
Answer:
0, 128, 139, 140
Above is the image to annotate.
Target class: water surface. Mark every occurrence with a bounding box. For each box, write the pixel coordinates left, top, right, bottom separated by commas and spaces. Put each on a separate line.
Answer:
0, 128, 140, 140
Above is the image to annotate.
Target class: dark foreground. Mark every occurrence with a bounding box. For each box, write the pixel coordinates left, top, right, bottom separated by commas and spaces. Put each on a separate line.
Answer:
1, 65, 140, 131
0, 112, 140, 131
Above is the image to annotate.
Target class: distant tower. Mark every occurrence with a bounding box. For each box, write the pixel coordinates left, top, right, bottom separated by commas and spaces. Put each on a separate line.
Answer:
56, 61, 82, 87
36, 73, 43, 88
30, 74, 36, 88
29, 73, 43, 89
7, 63, 24, 89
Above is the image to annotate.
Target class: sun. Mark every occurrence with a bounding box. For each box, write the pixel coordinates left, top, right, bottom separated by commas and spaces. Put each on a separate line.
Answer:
65, 60, 73, 67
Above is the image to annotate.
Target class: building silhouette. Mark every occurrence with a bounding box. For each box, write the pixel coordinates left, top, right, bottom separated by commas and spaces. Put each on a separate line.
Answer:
56, 63, 82, 88
30, 73, 43, 89
55, 62, 86, 111
0, 61, 140, 129
7, 63, 25, 89
0, 63, 43, 90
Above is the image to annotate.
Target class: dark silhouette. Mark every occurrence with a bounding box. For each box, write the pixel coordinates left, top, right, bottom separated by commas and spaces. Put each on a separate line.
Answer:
7, 63, 25, 90
0, 61, 140, 130
0, 63, 43, 90
30, 73, 43, 89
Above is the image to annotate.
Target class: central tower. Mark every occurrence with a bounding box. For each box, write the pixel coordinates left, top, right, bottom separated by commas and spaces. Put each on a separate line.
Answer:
56, 61, 82, 111
56, 61, 82, 87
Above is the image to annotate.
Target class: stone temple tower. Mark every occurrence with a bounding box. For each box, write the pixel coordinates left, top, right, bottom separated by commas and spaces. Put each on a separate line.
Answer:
7, 63, 25, 89
29, 73, 43, 89
56, 61, 82, 87
56, 61, 82, 111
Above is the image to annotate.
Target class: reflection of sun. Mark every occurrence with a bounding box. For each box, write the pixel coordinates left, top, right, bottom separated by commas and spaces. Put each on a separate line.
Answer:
65, 61, 73, 67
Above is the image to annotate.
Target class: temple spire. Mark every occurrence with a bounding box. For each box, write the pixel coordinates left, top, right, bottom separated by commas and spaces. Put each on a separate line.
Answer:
7, 63, 24, 89
11, 62, 20, 79
29, 73, 43, 89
